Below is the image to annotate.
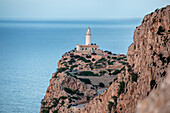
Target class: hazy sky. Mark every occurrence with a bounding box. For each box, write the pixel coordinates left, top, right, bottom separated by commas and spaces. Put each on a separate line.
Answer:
0, 0, 169, 20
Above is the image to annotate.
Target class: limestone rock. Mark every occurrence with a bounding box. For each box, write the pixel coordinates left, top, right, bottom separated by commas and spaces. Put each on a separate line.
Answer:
136, 66, 170, 113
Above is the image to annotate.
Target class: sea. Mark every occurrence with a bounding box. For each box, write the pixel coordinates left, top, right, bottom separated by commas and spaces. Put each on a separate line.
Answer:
0, 19, 141, 113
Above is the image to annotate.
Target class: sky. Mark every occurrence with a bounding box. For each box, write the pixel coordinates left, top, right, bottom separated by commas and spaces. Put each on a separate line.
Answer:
0, 0, 169, 20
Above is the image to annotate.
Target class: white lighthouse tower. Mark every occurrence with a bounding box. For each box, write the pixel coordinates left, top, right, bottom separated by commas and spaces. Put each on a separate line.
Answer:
86, 27, 91, 45
76, 27, 99, 53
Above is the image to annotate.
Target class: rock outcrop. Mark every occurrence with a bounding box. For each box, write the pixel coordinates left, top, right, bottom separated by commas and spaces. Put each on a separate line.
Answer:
40, 5, 170, 113
40, 50, 127, 113
41, 72, 97, 113
136, 66, 170, 113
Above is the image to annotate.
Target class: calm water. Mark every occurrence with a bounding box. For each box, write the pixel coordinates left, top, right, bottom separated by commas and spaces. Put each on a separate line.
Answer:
0, 19, 141, 113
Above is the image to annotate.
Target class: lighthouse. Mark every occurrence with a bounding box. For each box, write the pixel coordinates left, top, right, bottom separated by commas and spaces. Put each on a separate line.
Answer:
76, 27, 99, 53
86, 27, 91, 45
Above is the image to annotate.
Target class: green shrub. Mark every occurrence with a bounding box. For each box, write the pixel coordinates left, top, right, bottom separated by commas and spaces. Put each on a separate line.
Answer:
94, 73, 99, 76
131, 72, 138, 82
119, 61, 127, 65
99, 82, 105, 87
134, 44, 136, 50
107, 56, 111, 59
66, 72, 77, 79
60, 96, 68, 100
167, 56, 170, 64
89, 62, 93, 66
99, 71, 106, 76
150, 80, 156, 90
71, 96, 79, 100
68, 59, 76, 65
158, 53, 166, 65
70, 65, 78, 70
86, 55, 91, 58
112, 57, 117, 59
92, 58, 95, 61
63, 58, 67, 60
147, 91, 150, 96
91, 53, 96, 55
57, 67, 68, 73
112, 96, 117, 102
63, 87, 76, 95
161, 71, 166, 77
41, 101, 46, 106
67, 104, 72, 109
86, 96, 91, 101
79, 78, 91, 84
53, 98, 59, 102
112, 96, 117, 107
104, 50, 112, 55
79, 71, 96, 76
117, 81, 125, 96
42, 109, 49, 113
52, 73, 58, 78
108, 61, 114, 65
61, 61, 66, 65
77, 92, 84, 96
53, 110, 58, 113
157, 26, 165, 35
152, 62, 156, 66
109, 82, 112, 86
108, 101, 114, 113
98, 58, 107, 62
112, 70, 121, 75
113, 78, 117, 82
78, 57, 91, 63
53, 98, 59, 107
117, 57, 124, 60
94, 64, 103, 68
60, 100, 65, 106
71, 55, 80, 59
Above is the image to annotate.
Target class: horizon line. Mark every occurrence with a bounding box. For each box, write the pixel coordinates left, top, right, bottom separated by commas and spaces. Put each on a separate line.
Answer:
0, 17, 142, 22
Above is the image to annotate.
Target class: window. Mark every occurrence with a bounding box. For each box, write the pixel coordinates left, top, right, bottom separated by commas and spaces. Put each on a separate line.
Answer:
95, 48, 97, 50
92, 48, 94, 50
85, 48, 87, 50
82, 48, 84, 50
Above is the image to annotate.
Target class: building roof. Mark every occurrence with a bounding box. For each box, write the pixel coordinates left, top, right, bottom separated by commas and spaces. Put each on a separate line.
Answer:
77, 44, 99, 48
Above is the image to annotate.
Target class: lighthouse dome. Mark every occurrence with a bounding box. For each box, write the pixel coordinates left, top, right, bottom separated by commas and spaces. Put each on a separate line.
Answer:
86, 27, 91, 35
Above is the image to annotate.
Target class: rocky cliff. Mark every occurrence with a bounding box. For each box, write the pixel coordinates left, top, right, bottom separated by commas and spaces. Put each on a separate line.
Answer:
136, 66, 170, 113
40, 5, 170, 113
40, 50, 127, 113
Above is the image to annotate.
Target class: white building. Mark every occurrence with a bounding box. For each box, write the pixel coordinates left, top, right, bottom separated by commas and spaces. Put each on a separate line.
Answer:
76, 27, 99, 53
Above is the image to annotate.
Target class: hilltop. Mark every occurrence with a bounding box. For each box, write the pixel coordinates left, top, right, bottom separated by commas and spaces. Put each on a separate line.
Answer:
40, 49, 127, 113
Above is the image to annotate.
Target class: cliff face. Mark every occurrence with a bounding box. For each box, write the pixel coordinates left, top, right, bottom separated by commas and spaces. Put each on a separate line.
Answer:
136, 66, 170, 113
127, 5, 170, 90
40, 5, 170, 113
40, 50, 127, 113
77, 5, 170, 113
125, 5, 170, 112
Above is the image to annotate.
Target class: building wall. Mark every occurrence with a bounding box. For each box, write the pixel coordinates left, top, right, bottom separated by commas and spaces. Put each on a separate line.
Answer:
76, 45, 81, 51
78, 45, 98, 52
